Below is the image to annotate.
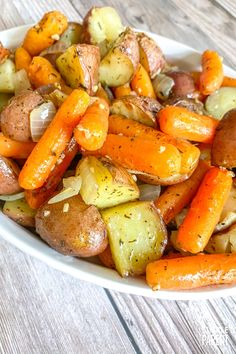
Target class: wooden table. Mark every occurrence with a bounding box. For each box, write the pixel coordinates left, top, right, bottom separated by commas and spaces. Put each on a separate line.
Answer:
0, 1, 236, 353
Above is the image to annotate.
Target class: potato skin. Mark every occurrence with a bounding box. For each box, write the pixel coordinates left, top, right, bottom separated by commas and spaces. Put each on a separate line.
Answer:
137, 33, 166, 79
212, 109, 236, 168
1, 91, 44, 142
0, 156, 22, 194
35, 195, 108, 257
166, 71, 195, 98
118, 28, 140, 76
164, 96, 204, 114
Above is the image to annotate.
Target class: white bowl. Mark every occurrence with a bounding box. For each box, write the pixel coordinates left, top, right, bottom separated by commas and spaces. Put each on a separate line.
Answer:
1, 25, 236, 300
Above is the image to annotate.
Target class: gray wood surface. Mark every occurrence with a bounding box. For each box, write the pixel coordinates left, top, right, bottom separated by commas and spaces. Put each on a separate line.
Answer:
0, 1, 236, 353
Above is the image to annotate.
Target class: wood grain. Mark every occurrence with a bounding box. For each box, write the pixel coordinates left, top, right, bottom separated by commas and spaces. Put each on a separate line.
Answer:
0, 1, 235, 353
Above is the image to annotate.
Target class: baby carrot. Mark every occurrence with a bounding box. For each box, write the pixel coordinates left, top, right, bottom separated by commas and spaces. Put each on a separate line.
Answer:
176, 167, 232, 254
19, 89, 90, 190
146, 253, 236, 290
131, 63, 156, 98
155, 160, 209, 224
113, 83, 132, 98
192, 71, 236, 88
23, 11, 68, 56
0, 133, 35, 158
108, 115, 200, 175
74, 98, 109, 151
25, 138, 79, 209
158, 106, 218, 143
199, 50, 223, 95
15, 47, 32, 72
92, 134, 182, 179
28, 56, 61, 88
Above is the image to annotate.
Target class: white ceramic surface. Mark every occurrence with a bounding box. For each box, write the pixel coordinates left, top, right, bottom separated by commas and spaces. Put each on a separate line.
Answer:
0, 25, 236, 300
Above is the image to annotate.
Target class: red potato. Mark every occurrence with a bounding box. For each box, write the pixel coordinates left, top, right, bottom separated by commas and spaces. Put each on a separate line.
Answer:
166, 71, 196, 98
0, 156, 22, 195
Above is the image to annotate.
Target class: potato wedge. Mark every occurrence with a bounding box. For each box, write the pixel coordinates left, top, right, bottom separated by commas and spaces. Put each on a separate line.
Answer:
137, 32, 166, 79
3, 198, 36, 227
212, 109, 236, 168
35, 195, 108, 257
81, 7, 124, 57
99, 28, 139, 87
205, 87, 236, 120
76, 156, 139, 208
60, 22, 82, 46
101, 201, 167, 276
110, 95, 161, 127
0, 59, 16, 93
56, 44, 100, 95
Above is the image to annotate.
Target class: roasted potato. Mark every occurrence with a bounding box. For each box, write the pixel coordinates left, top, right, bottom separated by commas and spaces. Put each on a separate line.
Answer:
99, 28, 139, 87
35, 195, 108, 257
98, 245, 115, 269
0, 59, 15, 93
164, 96, 204, 114
81, 6, 124, 57
1, 91, 44, 142
137, 170, 190, 186
212, 109, 236, 168
3, 198, 36, 227
205, 87, 236, 120
76, 156, 139, 209
0, 93, 12, 112
110, 95, 161, 127
56, 44, 100, 95
0, 156, 22, 195
137, 32, 166, 79
205, 223, 236, 254
166, 71, 195, 98
101, 201, 167, 276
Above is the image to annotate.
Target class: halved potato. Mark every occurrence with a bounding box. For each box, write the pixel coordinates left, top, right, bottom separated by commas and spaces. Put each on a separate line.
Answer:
205, 87, 236, 120
137, 32, 166, 79
110, 95, 161, 127
101, 201, 167, 276
3, 198, 36, 227
0, 59, 15, 93
76, 156, 139, 209
56, 44, 100, 95
99, 28, 139, 87
81, 7, 124, 57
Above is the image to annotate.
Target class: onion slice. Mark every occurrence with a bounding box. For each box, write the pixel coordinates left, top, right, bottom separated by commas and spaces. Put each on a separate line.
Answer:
48, 176, 82, 204
0, 191, 25, 201
139, 184, 161, 201
30, 101, 57, 142
152, 73, 174, 101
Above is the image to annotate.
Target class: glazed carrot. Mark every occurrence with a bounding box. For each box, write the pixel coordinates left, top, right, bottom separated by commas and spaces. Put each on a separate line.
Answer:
28, 56, 61, 88
74, 98, 109, 151
113, 83, 132, 98
176, 167, 232, 254
192, 71, 236, 88
0, 133, 35, 158
108, 115, 200, 175
25, 138, 79, 209
23, 11, 68, 56
199, 50, 223, 95
155, 160, 209, 224
146, 253, 236, 290
92, 134, 181, 178
96, 85, 111, 105
158, 106, 218, 143
98, 245, 115, 269
19, 89, 90, 190
131, 63, 156, 98
15, 47, 32, 72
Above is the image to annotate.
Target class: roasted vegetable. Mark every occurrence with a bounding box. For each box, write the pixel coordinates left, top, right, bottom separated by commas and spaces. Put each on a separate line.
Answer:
76, 156, 139, 209
152, 73, 174, 101
101, 201, 167, 276
1, 91, 44, 142
0, 156, 22, 195
212, 109, 236, 168
205, 224, 236, 254
164, 96, 204, 114
166, 71, 195, 98
99, 28, 139, 87
81, 6, 124, 57
0, 93, 12, 112
56, 44, 100, 95
0, 42, 10, 64
110, 95, 161, 127
0, 59, 15, 93
137, 32, 166, 79
35, 195, 108, 257
205, 87, 236, 120
60, 22, 82, 46
3, 198, 36, 227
